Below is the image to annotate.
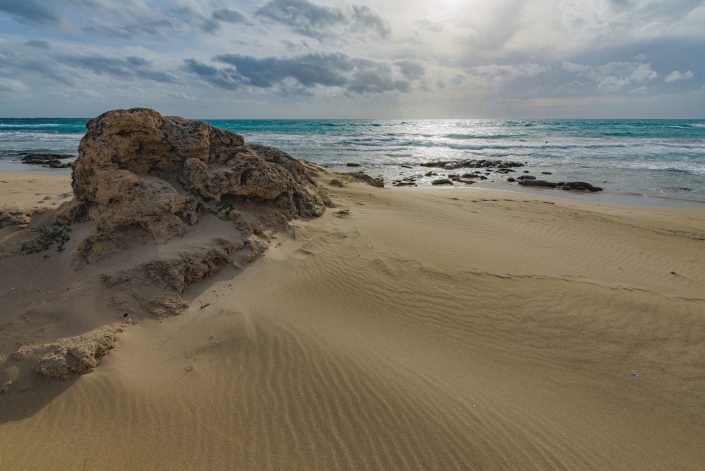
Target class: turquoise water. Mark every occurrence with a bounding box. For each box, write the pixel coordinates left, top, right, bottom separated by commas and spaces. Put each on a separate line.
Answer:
1, 118, 704, 202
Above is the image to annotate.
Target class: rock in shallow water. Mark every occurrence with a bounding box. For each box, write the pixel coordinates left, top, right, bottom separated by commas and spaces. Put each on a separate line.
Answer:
517, 180, 603, 192
20, 153, 73, 169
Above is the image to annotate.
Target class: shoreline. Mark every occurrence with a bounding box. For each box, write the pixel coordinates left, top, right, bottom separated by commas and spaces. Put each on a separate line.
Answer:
3, 168, 704, 209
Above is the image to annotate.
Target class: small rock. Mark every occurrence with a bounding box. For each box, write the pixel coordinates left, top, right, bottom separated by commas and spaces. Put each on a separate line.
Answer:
518, 180, 558, 188
329, 179, 344, 187
517, 175, 536, 181
346, 163, 361, 167
507, 177, 516, 182
432, 179, 453, 185
557, 181, 603, 192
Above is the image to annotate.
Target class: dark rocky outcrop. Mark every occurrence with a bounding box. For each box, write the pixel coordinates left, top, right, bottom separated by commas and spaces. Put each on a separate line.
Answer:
421, 159, 524, 170
432, 178, 453, 185
518, 180, 603, 192
557, 181, 603, 192
20, 153, 74, 169
518, 180, 558, 188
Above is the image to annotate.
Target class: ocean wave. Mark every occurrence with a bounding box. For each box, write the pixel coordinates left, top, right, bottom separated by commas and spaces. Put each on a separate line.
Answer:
445, 133, 524, 140
0, 123, 66, 128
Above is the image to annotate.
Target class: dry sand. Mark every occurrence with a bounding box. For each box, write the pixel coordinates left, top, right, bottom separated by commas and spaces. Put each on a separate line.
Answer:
1, 172, 705, 470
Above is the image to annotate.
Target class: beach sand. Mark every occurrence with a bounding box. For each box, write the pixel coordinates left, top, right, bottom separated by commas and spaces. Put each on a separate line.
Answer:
1, 171, 705, 470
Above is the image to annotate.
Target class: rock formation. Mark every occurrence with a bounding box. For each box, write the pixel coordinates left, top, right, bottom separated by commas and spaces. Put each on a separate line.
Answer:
57, 108, 329, 241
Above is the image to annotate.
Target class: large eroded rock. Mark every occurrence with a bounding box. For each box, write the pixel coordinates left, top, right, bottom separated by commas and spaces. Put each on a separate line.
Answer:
58, 108, 328, 239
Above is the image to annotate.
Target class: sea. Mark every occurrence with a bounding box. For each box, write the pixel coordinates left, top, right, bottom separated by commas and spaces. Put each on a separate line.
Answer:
1, 118, 704, 205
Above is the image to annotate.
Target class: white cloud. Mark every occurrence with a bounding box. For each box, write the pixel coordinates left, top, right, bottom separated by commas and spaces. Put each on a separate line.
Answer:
563, 61, 658, 91
665, 70, 695, 82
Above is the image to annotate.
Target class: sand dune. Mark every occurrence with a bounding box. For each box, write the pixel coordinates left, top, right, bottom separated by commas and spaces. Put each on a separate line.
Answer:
1, 172, 705, 470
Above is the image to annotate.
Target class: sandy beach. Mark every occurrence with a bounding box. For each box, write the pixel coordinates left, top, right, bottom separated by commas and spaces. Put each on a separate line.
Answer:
1, 166, 704, 470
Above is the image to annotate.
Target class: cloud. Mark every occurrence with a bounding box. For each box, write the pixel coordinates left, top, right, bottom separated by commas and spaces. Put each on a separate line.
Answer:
0, 40, 70, 84
60, 54, 177, 83
350, 5, 391, 37
665, 70, 694, 82
0, 76, 29, 93
256, 0, 345, 37
563, 61, 657, 91
82, 17, 175, 38
470, 63, 549, 84
183, 58, 242, 90
395, 60, 425, 80
559, 0, 705, 42
256, 0, 390, 38
24, 39, 51, 48
212, 8, 247, 25
185, 52, 422, 95
178, 6, 249, 34
0, 0, 61, 26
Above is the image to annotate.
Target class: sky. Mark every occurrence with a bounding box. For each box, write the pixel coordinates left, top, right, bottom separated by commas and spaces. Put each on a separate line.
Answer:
0, 0, 704, 118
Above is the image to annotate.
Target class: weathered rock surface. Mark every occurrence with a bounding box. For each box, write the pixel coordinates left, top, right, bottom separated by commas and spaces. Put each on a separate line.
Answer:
12, 324, 124, 380
343, 171, 384, 188
0, 209, 32, 228
58, 108, 329, 241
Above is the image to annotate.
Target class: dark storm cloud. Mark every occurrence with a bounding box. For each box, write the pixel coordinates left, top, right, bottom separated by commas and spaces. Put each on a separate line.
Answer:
256, 0, 390, 38
61, 54, 177, 83
0, 0, 61, 26
214, 52, 353, 88
185, 52, 421, 95
182, 58, 242, 90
